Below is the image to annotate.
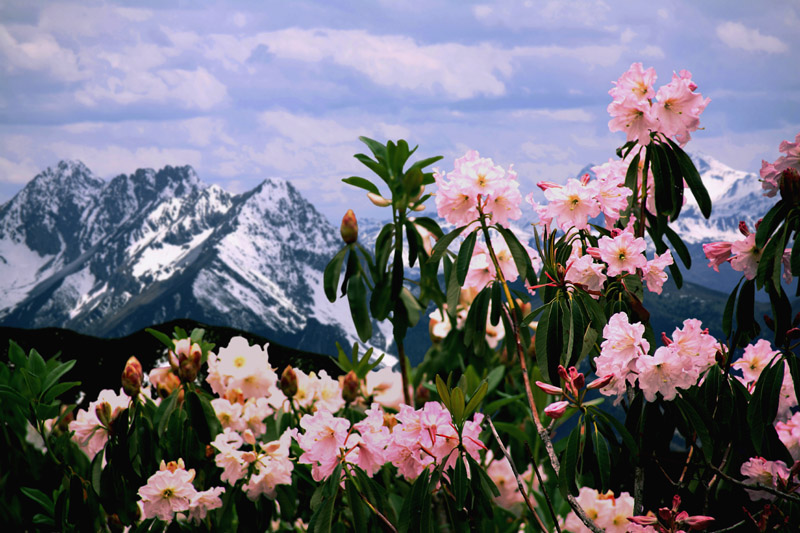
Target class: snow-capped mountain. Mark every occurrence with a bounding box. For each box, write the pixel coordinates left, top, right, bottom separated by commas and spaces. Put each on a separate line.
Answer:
0, 161, 391, 358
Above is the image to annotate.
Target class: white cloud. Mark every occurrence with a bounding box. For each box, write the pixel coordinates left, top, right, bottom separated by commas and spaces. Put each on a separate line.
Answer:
46, 143, 202, 178
716, 21, 788, 54
472, 0, 611, 29
620, 28, 636, 44
181, 118, 236, 147
76, 67, 227, 110
232, 12, 248, 28
520, 141, 574, 162
0, 25, 85, 81
641, 45, 665, 58
38, 3, 150, 38
0, 156, 40, 184
657, 8, 669, 19
512, 108, 593, 122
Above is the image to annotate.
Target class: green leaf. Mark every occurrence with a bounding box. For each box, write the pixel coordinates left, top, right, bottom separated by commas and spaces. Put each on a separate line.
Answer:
666, 138, 712, 218
747, 356, 785, 453
343, 176, 381, 196
624, 153, 641, 194
347, 273, 372, 342
664, 225, 691, 269
346, 479, 368, 530
28, 348, 47, 378
454, 455, 468, 508
430, 225, 468, 263
398, 469, 430, 533
591, 421, 611, 492
155, 388, 181, 437
456, 230, 478, 285
735, 279, 759, 345
675, 396, 714, 463
722, 278, 742, 337
21, 487, 54, 513
591, 407, 639, 458
560, 421, 582, 496
8, 339, 27, 369
40, 359, 76, 399
407, 155, 444, 174
450, 386, 465, 425
324, 247, 348, 303
359, 136, 388, 162
497, 225, 534, 282
42, 380, 80, 404
755, 199, 789, 249
435, 374, 451, 409
650, 143, 674, 216
410, 216, 444, 239
792, 230, 800, 277
146, 328, 175, 349
464, 380, 488, 419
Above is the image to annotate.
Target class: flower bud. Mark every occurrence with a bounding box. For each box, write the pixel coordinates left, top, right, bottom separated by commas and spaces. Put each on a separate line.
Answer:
121, 356, 143, 397
412, 203, 426, 211
280, 366, 298, 398
340, 209, 358, 244
170, 339, 202, 383
738, 221, 750, 236
535, 380, 564, 395
787, 327, 800, 341
243, 429, 256, 445
341, 370, 360, 403
627, 515, 659, 526
95, 401, 113, 427
587, 374, 614, 390
415, 383, 430, 406
367, 192, 392, 207
537, 181, 561, 191
544, 400, 569, 419
780, 167, 800, 204
681, 515, 715, 530
149, 366, 181, 399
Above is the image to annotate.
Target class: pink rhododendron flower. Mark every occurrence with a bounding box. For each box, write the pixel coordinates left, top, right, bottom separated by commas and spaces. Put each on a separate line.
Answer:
703, 241, 732, 272
652, 71, 710, 145
243, 430, 295, 500
636, 346, 693, 402
608, 94, 658, 146
542, 178, 600, 231
597, 227, 647, 277
211, 428, 248, 485
730, 234, 761, 280
760, 159, 781, 197
595, 313, 650, 397
609, 62, 657, 102
207, 336, 278, 399
565, 253, 607, 296
296, 410, 350, 481
484, 449, 535, 513
776, 412, 800, 461
642, 250, 674, 294
563, 488, 635, 533
776, 133, 800, 172
740, 457, 792, 501
733, 339, 779, 384
464, 240, 496, 289
137, 460, 197, 522
69, 388, 130, 460
364, 368, 404, 410
188, 487, 225, 524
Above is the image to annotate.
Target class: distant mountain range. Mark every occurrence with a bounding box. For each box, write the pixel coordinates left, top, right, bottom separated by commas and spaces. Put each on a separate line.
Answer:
0, 160, 391, 359
0, 153, 778, 362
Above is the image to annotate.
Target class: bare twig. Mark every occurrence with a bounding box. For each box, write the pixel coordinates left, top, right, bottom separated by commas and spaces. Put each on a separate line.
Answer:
707, 464, 800, 504
486, 417, 553, 533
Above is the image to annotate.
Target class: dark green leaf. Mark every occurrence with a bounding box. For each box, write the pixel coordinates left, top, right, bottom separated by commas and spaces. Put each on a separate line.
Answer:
591, 421, 611, 492
454, 456, 468, 508
497, 225, 532, 282
456, 230, 478, 285
560, 422, 582, 496
464, 380, 488, 419
342, 176, 380, 196
650, 143, 674, 216
755, 200, 788, 249
40, 359, 75, 398
430, 225, 468, 263
324, 248, 349, 302
664, 225, 691, 269
346, 479, 368, 530
675, 396, 714, 462
667, 138, 711, 218
722, 278, 742, 337
347, 273, 372, 342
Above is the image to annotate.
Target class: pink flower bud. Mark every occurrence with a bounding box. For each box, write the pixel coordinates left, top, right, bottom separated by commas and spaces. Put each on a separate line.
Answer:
95, 401, 113, 427
535, 381, 564, 395
341, 370, 360, 403
627, 515, 659, 526
367, 192, 391, 207
121, 356, 143, 397
738, 221, 750, 236
544, 400, 569, 419
586, 247, 602, 259
243, 429, 256, 445
557, 365, 569, 381
587, 374, 614, 390
149, 366, 181, 399
681, 515, 715, 530
537, 181, 562, 191
340, 209, 358, 243
280, 365, 298, 398
702, 241, 732, 271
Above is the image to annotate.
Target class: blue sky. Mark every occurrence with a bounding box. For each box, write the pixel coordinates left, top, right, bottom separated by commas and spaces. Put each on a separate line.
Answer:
1, 0, 798, 222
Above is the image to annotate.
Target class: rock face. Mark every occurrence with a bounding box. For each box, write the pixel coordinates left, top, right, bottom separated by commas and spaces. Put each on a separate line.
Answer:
0, 161, 389, 357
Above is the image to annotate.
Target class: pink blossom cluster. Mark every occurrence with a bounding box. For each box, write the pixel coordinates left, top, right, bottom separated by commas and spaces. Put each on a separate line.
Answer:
206, 336, 278, 400
702, 222, 792, 282
564, 226, 673, 298
595, 314, 718, 402
732, 339, 797, 420
739, 457, 800, 501
68, 388, 130, 460
293, 402, 485, 483
434, 150, 522, 227
760, 133, 800, 197
562, 487, 635, 533
210, 428, 294, 500
429, 302, 505, 349
607, 62, 710, 146
137, 459, 225, 524
528, 168, 633, 232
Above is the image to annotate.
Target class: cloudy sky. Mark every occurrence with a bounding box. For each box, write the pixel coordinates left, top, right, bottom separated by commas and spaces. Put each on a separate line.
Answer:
1, 0, 798, 222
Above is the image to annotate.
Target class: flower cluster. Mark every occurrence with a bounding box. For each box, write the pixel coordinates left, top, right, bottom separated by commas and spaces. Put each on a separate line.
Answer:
594, 314, 718, 401
627, 495, 714, 532
608, 62, 709, 146
760, 133, 800, 198
434, 150, 522, 227
137, 459, 225, 524
294, 401, 485, 482
483, 449, 537, 513
206, 336, 278, 400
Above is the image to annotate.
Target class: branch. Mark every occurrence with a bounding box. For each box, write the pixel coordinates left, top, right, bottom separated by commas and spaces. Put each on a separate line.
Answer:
707, 464, 800, 504
486, 417, 554, 533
